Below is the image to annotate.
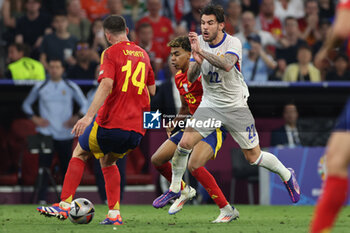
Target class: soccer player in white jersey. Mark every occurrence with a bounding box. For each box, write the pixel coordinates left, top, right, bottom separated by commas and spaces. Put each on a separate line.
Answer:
154, 4, 301, 222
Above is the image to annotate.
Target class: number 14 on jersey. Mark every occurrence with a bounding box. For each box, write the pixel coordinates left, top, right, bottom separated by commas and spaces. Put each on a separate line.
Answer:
122, 60, 146, 95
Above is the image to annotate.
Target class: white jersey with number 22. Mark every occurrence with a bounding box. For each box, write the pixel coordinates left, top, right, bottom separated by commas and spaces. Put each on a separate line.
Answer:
195, 32, 249, 109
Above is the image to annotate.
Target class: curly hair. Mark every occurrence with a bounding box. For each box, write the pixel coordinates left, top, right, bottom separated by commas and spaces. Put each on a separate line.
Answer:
167, 36, 191, 52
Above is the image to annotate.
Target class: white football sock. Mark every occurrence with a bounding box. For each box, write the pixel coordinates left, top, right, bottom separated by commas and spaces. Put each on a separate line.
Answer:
252, 151, 291, 181
108, 210, 120, 218
220, 204, 232, 212
169, 145, 192, 193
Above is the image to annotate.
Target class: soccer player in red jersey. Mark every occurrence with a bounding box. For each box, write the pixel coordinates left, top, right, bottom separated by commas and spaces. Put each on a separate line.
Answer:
37, 15, 156, 225
311, 1, 350, 232
151, 36, 236, 222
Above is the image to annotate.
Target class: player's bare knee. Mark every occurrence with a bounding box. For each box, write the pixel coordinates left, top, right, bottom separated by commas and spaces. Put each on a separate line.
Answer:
242, 146, 261, 164
326, 152, 348, 174
100, 154, 117, 168
187, 162, 198, 173
243, 151, 259, 164
179, 140, 193, 150
151, 154, 162, 167
72, 143, 91, 162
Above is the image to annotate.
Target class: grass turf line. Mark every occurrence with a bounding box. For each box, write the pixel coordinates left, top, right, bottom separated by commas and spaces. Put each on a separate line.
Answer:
1, 204, 350, 233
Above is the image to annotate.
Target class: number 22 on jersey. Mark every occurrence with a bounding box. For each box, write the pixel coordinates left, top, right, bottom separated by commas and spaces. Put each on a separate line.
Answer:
121, 60, 146, 95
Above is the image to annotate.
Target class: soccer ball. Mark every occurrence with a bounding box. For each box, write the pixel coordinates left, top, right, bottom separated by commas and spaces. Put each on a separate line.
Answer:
68, 198, 95, 224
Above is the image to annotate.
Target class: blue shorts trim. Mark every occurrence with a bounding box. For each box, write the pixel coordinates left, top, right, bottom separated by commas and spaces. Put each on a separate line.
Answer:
79, 120, 142, 159
169, 127, 227, 158
334, 98, 350, 131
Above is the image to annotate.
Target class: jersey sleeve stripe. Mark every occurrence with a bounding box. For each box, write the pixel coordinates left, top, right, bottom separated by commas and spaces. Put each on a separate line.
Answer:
225, 51, 240, 60
100, 49, 106, 64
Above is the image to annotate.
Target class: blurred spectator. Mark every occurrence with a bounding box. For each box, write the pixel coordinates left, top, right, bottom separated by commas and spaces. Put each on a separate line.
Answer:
242, 34, 277, 82
270, 102, 302, 147
2, 0, 25, 28
22, 59, 87, 203
88, 18, 108, 56
1, 0, 25, 45
269, 59, 288, 81
123, 0, 147, 23
325, 54, 350, 81
283, 44, 321, 82
136, 23, 165, 77
66, 0, 91, 41
5, 43, 45, 80
80, 0, 108, 22
40, 0, 66, 15
224, 0, 242, 35
298, 0, 321, 46
15, 0, 52, 58
276, 17, 307, 65
235, 11, 279, 53
106, 0, 135, 41
312, 19, 331, 57
40, 13, 78, 69
318, 0, 335, 21
241, 0, 259, 16
257, 0, 282, 39
275, 0, 305, 23
162, 0, 191, 24
178, 0, 209, 35
137, 0, 174, 53
66, 41, 98, 80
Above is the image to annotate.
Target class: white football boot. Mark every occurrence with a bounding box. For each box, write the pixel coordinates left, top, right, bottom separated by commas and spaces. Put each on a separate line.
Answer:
168, 185, 196, 215
212, 205, 239, 223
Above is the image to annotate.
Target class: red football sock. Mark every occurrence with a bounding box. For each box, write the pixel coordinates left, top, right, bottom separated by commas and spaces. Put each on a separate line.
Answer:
102, 165, 120, 210
155, 162, 184, 190
191, 167, 228, 208
61, 157, 86, 203
310, 176, 348, 233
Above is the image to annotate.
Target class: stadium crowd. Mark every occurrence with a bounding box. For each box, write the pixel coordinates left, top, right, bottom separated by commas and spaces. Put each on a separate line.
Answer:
0, 0, 348, 82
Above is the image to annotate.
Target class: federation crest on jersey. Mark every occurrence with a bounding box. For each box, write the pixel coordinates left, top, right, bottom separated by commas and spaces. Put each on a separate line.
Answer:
183, 83, 189, 92
143, 110, 161, 129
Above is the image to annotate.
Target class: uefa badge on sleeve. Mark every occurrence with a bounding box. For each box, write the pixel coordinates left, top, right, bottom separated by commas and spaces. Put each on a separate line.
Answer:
143, 110, 161, 129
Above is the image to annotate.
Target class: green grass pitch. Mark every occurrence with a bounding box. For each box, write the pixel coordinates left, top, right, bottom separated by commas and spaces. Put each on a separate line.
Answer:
1, 204, 350, 233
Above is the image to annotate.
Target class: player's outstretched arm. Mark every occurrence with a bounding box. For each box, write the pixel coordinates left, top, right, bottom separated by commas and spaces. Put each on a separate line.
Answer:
166, 96, 190, 137
198, 50, 237, 72
188, 61, 201, 83
147, 84, 156, 96
314, 8, 350, 68
71, 78, 113, 137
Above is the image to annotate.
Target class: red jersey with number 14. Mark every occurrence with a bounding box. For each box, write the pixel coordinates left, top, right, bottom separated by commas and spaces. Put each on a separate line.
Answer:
97, 41, 155, 135
174, 70, 202, 115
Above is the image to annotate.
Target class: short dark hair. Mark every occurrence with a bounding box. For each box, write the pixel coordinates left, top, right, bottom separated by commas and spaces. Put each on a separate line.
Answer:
136, 22, 152, 33
200, 4, 225, 23
284, 16, 297, 25
48, 58, 63, 65
168, 36, 191, 52
297, 44, 312, 53
25, 0, 41, 4
335, 53, 349, 62
53, 11, 68, 19
9, 43, 30, 57
305, 0, 318, 7
103, 15, 126, 34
